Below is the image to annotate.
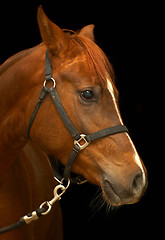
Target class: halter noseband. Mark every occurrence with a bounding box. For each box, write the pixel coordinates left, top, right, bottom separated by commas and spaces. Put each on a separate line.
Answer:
27, 49, 128, 180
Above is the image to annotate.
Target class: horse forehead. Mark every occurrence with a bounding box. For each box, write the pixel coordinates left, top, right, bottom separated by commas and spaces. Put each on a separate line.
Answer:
60, 54, 87, 71
57, 54, 92, 82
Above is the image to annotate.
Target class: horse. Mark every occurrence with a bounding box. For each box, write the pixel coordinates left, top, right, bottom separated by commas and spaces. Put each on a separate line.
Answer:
0, 6, 147, 239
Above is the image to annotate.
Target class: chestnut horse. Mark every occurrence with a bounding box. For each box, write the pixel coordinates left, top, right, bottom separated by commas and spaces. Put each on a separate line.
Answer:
0, 6, 147, 240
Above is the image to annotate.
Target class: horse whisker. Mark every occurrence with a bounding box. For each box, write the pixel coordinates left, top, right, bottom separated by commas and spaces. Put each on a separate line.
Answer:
89, 187, 113, 221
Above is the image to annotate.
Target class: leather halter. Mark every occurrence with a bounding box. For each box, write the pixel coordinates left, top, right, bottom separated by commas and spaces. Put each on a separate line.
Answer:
27, 49, 128, 180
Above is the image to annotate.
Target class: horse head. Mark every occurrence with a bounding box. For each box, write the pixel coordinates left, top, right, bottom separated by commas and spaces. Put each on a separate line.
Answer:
28, 6, 147, 206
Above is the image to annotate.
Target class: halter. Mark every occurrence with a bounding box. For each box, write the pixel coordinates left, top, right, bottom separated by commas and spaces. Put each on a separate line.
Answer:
27, 49, 128, 180
0, 49, 129, 234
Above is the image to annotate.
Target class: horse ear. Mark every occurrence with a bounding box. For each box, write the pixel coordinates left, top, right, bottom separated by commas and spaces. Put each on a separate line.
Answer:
37, 6, 69, 54
79, 24, 95, 41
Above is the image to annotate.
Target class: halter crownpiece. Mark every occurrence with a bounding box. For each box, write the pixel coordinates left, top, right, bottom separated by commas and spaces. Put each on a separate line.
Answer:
27, 49, 129, 180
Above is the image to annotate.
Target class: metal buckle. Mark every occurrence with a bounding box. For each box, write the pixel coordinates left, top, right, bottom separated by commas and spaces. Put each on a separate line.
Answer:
43, 77, 56, 88
74, 134, 89, 151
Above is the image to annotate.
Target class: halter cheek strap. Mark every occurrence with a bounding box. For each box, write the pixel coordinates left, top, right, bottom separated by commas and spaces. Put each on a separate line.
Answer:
27, 49, 128, 180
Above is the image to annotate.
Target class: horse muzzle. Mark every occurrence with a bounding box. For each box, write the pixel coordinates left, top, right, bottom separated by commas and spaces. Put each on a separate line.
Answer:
101, 167, 147, 206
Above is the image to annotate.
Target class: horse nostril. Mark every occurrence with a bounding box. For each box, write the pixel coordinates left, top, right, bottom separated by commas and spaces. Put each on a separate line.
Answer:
131, 172, 143, 196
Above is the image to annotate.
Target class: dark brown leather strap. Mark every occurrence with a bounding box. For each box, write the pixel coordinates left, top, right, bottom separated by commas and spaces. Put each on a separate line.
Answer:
27, 49, 129, 181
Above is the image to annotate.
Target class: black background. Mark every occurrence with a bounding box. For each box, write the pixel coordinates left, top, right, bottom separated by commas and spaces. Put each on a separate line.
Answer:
0, 1, 159, 239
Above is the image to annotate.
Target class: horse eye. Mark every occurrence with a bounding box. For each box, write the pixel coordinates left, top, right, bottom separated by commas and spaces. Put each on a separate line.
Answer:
81, 90, 94, 101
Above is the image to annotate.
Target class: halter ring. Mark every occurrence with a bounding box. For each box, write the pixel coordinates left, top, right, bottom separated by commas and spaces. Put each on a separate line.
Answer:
43, 77, 56, 88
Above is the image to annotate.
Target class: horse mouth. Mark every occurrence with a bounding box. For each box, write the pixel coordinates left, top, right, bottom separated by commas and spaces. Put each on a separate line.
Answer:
101, 178, 145, 206
101, 180, 122, 206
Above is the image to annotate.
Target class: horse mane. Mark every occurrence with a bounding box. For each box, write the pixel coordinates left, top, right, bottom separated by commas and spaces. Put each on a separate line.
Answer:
72, 34, 118, 96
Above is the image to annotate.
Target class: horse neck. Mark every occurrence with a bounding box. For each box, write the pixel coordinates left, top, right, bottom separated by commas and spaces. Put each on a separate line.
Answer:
0, 44, 46, 173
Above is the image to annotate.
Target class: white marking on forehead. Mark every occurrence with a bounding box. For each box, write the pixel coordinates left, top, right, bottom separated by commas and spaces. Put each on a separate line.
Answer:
106, 78, 146, 184
126, 133, 146, 184
106, 78, 123, 124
